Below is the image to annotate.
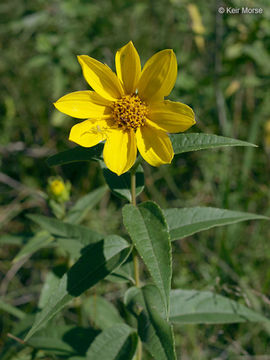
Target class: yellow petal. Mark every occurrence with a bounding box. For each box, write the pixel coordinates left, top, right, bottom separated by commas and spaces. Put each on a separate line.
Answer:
54, 91, 112, 119
103, 129, 137, 175
136, 124, 173, 166
137, 49, 177, 102
148, 100, 195, 133
77, 55, 124, 101
115, 41, 141, 94
69, 119, 111, 147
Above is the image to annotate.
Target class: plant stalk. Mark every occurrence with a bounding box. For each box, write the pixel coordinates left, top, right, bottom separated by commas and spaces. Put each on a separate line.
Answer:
130, 171, 142, 360
131, 171, 140, 287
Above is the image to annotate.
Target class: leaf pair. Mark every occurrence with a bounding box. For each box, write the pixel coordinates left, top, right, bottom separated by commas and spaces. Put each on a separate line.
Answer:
47, 133, 256, 168
122, 202, 268, 317
124, 284, 270, 360
47, 133, 256, 202
122, 201, 269, 358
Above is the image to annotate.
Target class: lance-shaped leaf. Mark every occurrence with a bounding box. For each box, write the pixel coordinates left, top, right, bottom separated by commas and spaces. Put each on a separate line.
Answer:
125, 285, 176, 360
164, 207, 269, 241
14, 206, 106, 263
27, 325, 98, 357
27, 336, 76, 357
83, 296, 124, 330
0, 234, 30, 245
38, 270, 64, 309
21, 215, 104, 262
38, 265, 69, 310
123, 201, 171, 316
47, 143, 104, 167
170, 133, 257, 154
86, 324, 137, 360
25, 235, 131, 341
27, 214, 102, 245
169, 289, 270, 324
100, 161, 144, 202
170, 133, 256, 155
65, 186, 107, 224
13, 231, 53, 263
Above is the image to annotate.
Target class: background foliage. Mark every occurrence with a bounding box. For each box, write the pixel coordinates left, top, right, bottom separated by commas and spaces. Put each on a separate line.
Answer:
1, 0, 270, 358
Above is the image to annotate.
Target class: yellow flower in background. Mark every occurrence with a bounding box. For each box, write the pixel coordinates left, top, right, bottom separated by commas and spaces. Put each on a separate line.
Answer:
47, 177, 71, 203
54, 41, 195, 175
187, 4, 206, 52
50, 179, 65, 196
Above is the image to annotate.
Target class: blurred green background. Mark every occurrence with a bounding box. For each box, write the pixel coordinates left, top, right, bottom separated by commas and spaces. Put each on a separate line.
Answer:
1, 0, 270, 358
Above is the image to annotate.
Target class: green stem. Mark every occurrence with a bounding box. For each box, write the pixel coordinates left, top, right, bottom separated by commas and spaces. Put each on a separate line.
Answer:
133, 251, 140, 288
131, 171, 140, 287
130, 171, 142, 360
131, 170, 137, 207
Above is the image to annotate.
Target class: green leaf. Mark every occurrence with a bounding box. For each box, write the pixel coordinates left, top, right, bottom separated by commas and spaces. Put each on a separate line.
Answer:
0, 298, 26, 319
27, 336, 75, 356
47, 144, 103, 167
170, 133, 257, 155
83, 296, 124, 330
123, 201, 172, 316
38, 270, 63, 309
14, 187, 106, 264
27, 214, 103, 245
106, 257, 134, 284
0, 234, 29, 245
27, 325, 98, 357
25, 214, 104, 262
125, 285, 176, 360
106, 269, 133, 283
56, 238, 86, 260
49, 199, 66, 219
25, 235, 131, 341
65, 186, 107, 224
86, 324, 137, 360
100, 161, 144, 201
13, 231, 53, 263
164, 207, 269, 241
169, 289, 270, 324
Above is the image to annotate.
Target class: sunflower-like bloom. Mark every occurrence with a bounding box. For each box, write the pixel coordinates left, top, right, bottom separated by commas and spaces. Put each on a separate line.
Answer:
54, 41, 195, 175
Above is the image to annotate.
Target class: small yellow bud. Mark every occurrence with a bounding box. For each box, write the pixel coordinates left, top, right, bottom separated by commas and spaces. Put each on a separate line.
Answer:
50, 179, 65, 196
47, 177, 71, 203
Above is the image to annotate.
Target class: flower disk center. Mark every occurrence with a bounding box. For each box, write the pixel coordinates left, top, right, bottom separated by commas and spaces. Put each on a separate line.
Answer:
112, 94, 148, 131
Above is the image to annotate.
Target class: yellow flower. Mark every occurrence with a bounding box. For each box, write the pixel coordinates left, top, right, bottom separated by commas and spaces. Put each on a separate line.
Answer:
47, 177, 71, 202
54, 41, 195, 175
50, 179, 65, 196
